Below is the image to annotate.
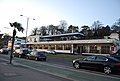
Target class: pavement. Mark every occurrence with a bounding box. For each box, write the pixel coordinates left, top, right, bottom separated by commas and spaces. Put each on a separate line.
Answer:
0, 57, 74, 81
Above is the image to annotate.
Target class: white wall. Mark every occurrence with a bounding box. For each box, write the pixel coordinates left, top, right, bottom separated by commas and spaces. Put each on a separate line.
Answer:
14, 38, 25, 49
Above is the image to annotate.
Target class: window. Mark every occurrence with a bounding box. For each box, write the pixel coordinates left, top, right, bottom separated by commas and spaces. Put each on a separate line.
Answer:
17, 39, 21, 41
17, 43, 21, 45
96, 56, 108, 61
90, 46, 97, 53
56, 44, 63, 50
84, 56, 96, 61
44, 45, 48, 49
101, 46, 110, 54
50, 45, 55, 49
64, 44, 70, 50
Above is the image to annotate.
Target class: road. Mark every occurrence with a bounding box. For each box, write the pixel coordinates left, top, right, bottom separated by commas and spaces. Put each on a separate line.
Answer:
46, 56, 120, 75
47, 56, 73, 67
0, 54, 120, 81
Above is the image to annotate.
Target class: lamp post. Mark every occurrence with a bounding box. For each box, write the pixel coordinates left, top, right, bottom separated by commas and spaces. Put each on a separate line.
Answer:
20, 15, 35, 48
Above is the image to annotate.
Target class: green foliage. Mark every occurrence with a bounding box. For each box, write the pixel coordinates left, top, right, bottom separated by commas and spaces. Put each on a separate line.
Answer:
67, 25, 79, 33
0, 34, 11, 48
9, 22, 24, 32
47, 54, 85, 59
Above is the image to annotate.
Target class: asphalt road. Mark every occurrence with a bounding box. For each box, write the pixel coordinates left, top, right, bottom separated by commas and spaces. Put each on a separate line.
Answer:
46, 56, 120, 76
46, 56, 73, 67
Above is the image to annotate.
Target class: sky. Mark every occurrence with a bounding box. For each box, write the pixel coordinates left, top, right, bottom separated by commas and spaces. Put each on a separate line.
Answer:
0, 0, 120, 37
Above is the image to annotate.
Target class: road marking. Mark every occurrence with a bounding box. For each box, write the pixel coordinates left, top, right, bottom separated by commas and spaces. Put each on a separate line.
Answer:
3, 73, 17, 77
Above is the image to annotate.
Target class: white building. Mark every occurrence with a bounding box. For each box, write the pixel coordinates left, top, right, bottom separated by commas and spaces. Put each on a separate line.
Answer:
26, 33, 120, 55
8, 38, 25, 49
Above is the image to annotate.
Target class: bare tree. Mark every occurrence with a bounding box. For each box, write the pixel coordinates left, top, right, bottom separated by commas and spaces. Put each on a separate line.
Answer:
111, 18, 120, 31
47, 25, 58, 35
92, 20, 103, 30
59, 20, 68, 34
30, 27, 38, 35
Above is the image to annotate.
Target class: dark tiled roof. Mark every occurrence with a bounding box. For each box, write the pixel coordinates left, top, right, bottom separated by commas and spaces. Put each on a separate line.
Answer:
40, 32, 84, 38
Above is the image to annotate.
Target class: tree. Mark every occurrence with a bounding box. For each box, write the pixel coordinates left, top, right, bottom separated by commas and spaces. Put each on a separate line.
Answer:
92, 20, 103, 30
92, 25, 111, 39
47, 25, 58, 35
39, 26, 47, 36
31, 27, 38, 35
80, 25, 91, 38
59, 20, 68, 34
116, 18, 120, 26
86, 30, 94, 39
102, 25, 111, 36
111, 18, 120, 31
0, 33, 11, 48
9, 22, 24, 64
67, 25, 79, 33
111, 25, 120, 31
91, 21, 103, 39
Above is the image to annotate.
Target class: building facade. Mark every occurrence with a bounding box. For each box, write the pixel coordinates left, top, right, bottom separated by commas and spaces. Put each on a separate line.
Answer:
8, 38, 25, 49
26, 33, 120, 55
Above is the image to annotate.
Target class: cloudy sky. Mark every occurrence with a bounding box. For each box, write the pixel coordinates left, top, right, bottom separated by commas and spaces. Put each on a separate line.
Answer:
0, 0, 120, 37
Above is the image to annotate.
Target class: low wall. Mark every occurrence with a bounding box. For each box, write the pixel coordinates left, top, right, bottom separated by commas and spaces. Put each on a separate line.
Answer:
82, 53, 110, 56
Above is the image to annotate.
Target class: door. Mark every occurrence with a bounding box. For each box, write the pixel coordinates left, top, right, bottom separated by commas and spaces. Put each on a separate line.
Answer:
82, 56, 96, 68
93, 56, 108, 69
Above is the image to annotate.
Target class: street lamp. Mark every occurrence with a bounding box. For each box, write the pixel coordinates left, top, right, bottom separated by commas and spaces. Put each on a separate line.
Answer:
20, 15, 35, 48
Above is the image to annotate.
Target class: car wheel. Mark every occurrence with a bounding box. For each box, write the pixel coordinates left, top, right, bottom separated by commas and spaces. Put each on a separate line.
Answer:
74, 62, 80, 69
104, 66, 112, 74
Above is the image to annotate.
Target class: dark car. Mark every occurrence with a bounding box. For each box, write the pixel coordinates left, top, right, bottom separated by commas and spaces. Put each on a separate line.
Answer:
14, 48, 31, 58
111, 49, 120, 60
0, 48, 9, 54
111, 53, 120, 60
26, 50, 47, 61
72, 55, 120, 74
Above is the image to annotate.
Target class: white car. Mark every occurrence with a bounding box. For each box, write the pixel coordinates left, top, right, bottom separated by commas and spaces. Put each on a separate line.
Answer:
0, 48, 8, 54
46, 49, 56, 54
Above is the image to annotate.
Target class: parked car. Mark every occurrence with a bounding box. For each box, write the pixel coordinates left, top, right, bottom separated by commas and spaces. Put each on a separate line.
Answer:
111, 53, 120, 60
72, 55, 120, 74
14, 48, 31, 58
46, 49, 56, 54
26, 50, 47, 61
111, 49, 120, 60
13, 49, 20, 55
0, 48, 9, 54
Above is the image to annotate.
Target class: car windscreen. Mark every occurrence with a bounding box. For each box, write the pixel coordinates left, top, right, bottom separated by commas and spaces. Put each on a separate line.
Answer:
37, 52, 46, 56
108, 56, 120, 61
22, 50, 29, 54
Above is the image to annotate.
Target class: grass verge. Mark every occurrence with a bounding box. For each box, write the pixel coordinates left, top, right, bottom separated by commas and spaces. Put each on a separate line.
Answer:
47, 54, 86, 59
